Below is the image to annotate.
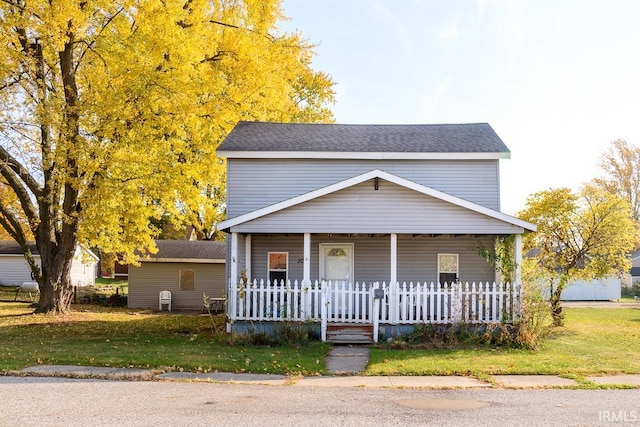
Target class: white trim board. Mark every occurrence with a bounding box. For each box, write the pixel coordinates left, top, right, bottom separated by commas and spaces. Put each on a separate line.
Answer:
217, 150, 510, 160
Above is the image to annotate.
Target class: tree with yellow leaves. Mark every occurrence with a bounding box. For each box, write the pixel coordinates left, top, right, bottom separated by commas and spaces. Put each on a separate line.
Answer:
0, 0, 335, 313
594, 139, 640, 222
518, 185, 636, 326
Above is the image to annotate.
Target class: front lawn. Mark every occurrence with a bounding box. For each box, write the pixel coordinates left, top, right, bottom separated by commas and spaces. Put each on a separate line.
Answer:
367, 307, 640, 378
0, 302, 329, 376
1, 302, 639, 378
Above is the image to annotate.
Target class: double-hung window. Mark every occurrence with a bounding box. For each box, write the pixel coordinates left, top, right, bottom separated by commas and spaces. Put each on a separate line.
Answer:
268, 252, 288, 284
437, 253, 459, 285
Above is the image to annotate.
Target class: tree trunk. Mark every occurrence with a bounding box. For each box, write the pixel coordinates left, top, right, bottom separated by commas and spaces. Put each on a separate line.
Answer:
33, 236, 77, 314
549, 278, 565, 327
35, 279, 75, 314
31, 37, 82, 315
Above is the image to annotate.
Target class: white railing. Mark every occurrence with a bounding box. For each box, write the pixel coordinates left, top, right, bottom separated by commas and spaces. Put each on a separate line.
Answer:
379, 281, 521, 324
228, 279, 521, 326
229, 279, 323, 322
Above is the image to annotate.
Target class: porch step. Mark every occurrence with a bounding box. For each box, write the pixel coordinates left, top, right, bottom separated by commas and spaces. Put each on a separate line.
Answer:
326, 323, 374, 344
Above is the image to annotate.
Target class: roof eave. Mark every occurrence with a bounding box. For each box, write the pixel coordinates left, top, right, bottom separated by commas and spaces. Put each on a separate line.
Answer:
217, 151, 511, 160
138, 258, 225, 264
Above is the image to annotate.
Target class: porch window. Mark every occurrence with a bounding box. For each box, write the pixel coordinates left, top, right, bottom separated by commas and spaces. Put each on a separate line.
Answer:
438, 253, 458, 285
268, 252, 288, 284
180, 269, 195, 291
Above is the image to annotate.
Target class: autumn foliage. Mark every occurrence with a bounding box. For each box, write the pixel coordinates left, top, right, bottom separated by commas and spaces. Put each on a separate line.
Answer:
0, 0, 335, 313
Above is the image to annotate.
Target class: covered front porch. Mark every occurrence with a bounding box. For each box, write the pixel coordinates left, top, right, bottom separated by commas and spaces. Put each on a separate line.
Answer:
228, 278, 521, 342
226, 232, 523, 342
218, 170, 535, 342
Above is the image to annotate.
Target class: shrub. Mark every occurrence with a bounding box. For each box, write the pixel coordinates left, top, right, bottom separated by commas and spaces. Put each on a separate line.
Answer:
621, 283, 640, 297
102, 294, 127, 307
385, 283, 552, 351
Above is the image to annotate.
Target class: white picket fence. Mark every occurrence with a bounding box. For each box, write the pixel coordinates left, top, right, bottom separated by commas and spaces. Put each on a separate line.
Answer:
228, 279, 522, 327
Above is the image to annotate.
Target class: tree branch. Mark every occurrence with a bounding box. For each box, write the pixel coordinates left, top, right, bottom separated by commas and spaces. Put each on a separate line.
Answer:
210, 19, 275, 42
0, 145, 42, 197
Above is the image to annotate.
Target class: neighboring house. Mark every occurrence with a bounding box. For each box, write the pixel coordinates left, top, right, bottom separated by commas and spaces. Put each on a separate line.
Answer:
216, 121, 536, 342
128, 240, 226, 310
113, 261, 129, 280
0, 240, 98, 287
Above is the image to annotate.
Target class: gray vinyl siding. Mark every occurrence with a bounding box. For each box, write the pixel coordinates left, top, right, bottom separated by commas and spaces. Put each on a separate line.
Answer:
0, 256, 37, 286
244, 234, 496, 284
128, 262, 225, 310
251, 234, 305, 282
226, 158, 501, 217
232, 180, 522, 234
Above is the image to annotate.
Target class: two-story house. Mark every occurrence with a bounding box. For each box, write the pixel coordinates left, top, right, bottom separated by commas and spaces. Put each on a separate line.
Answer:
217, 121, 536, 342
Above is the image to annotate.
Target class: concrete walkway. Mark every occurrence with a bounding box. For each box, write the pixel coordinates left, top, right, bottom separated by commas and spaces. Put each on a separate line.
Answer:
15, 363, 640, 389
325, 345, 370, 375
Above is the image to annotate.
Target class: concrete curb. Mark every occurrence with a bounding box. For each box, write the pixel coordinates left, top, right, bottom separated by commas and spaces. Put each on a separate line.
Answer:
21, 365, 156, 381
13, 366, 640, 389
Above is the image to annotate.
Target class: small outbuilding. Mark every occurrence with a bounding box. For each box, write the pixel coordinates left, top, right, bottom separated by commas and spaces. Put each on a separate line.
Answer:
127, 240, 226, 310
0, 240, 98, 287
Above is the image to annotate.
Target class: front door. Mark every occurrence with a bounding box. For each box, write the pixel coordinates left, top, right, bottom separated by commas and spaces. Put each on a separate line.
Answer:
320, 244, 354, 316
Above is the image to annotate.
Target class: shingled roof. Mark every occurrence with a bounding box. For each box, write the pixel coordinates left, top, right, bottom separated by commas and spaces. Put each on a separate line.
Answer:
0, 241, 38, 255
140, 240, 225, 261
217, 121, 510, 158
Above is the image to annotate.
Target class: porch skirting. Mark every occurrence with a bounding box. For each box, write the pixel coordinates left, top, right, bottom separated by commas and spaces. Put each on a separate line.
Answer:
227, 280, 522, 342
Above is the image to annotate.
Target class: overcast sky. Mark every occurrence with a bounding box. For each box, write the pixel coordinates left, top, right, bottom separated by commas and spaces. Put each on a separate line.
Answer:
279, 0, 640, 214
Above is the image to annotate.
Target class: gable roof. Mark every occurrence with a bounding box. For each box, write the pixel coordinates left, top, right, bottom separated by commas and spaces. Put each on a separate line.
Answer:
138, 240, 225, 263
0, 241, 38, 255
217, 121, 511, 160
217, 169, 536, 233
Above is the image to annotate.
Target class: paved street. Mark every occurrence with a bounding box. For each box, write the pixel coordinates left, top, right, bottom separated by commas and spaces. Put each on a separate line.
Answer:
2, 376, 638, 427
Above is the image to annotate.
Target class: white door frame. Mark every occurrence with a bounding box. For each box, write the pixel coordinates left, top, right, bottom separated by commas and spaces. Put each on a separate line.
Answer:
319, 243, 354, 283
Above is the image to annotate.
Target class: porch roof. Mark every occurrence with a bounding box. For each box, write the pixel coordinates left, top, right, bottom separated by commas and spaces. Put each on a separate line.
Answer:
218, 169, 536, 233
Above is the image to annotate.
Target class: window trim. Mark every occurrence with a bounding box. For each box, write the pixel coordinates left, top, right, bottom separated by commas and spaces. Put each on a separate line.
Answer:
437, 253, 459, 285
267, 252, 289, 284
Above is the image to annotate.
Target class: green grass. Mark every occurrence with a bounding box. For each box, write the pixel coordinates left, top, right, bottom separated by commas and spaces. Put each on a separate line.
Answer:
2, 302, 639, 378
0, 302, 329, 375
366, 307, 640, 377
95, 277, 129, 294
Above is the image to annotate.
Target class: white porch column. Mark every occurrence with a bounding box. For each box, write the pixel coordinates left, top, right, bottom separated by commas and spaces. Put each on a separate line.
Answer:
231, 232, 239, 286
245, 234, 252, 281
228, 232, 239, 325
390, 233, 398, 324
390, 233, 397, 285
303, 233, 311, 284
514, 234, 522, 284
303, 233, 311, 320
